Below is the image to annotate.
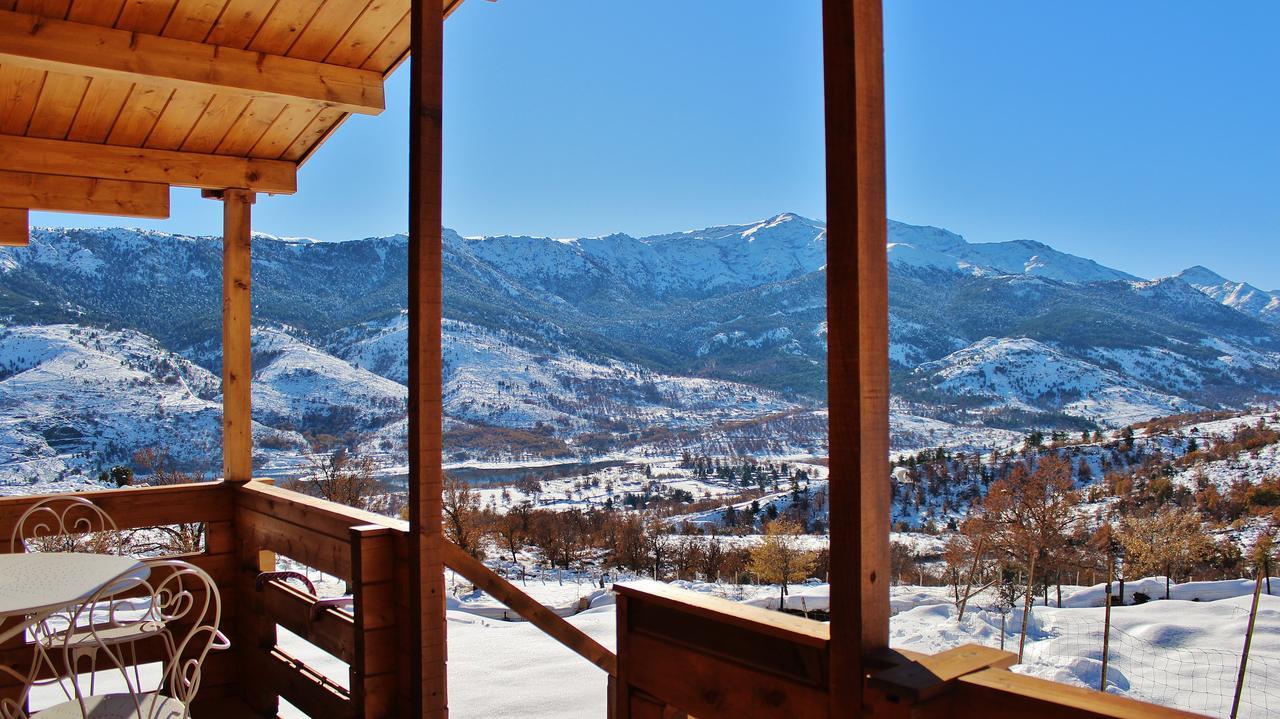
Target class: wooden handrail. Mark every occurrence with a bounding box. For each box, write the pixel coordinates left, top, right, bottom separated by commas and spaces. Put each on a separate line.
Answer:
955, 668, 1208, 719
441, 540, 618, 676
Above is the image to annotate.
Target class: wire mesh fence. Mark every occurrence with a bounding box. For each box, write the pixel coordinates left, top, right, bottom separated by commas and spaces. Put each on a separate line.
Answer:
955, 602, 1280, 719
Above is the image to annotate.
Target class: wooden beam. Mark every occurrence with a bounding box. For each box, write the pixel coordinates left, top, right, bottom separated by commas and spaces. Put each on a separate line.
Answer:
823, 0, 889, 717
444, 540, 618, 676
0, 170, 168, 218
408, 1, 448, 716
0, 208, 27, 246
218, 189, 255, 484
0, 10, 384, 116
0, 135, 296, 194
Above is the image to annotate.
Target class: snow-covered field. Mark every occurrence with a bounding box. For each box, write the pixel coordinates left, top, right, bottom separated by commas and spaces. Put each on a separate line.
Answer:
259, 577, 1280, 718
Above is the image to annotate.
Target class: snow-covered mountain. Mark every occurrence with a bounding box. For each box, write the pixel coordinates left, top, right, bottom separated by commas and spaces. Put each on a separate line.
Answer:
0, 215, 1278, 484
1176, 265, 1280, 326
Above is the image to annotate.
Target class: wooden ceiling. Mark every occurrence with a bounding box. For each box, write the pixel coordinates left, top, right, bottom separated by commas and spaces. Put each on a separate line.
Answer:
0, 0, 465, 244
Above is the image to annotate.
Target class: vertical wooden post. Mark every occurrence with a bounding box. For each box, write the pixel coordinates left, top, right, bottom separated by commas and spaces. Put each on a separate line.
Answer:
0, 208, 28, 246
208, 188, 275, 715
219, 188, 255, 483
408, 1, 447, 717
823, 0, 888, 716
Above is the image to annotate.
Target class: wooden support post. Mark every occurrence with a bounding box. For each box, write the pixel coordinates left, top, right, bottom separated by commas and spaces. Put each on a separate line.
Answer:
0, 208, 27, 246
212, 189, 256, 484
822, 0, 888, 715
1101, 554, 1113, 692
1231, 566, 1265, 719
408, 1, 447, 717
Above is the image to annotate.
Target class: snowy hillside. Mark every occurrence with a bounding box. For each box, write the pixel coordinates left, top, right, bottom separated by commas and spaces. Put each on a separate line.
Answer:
1, 216, 1279, 480
1177, 265, 1280, 326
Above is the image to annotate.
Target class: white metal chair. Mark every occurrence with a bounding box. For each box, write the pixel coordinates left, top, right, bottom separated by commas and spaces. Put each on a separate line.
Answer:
9, 497, 123, 555
27, 559, 229, 719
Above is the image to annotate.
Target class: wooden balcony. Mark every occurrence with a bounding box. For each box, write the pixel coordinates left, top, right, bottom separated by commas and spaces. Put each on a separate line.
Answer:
0, 480, 1207, 719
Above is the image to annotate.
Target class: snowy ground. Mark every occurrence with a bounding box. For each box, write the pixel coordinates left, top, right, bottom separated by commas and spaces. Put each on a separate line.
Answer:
265, 576, 1280, 718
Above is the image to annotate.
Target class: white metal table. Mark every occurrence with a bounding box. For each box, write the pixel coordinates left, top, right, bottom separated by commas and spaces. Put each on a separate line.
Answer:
0, 552, 149, 646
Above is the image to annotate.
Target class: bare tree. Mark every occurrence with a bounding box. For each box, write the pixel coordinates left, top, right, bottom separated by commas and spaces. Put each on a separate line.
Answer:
443, 473, 488, 559
288, 447, 381, 512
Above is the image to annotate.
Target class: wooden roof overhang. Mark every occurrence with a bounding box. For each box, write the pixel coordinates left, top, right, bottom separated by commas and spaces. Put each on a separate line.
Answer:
0, 0, 465, 246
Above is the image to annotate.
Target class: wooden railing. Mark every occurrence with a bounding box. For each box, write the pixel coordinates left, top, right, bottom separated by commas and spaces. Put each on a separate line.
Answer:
0, 481, 1233, 719
0, 482, 239, 712
0, 480, 617, 718
614, 582, 1209, 719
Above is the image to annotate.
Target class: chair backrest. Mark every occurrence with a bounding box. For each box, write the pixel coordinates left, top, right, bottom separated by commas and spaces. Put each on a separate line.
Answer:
9, 496, 121, 554
52, 559, 226, 719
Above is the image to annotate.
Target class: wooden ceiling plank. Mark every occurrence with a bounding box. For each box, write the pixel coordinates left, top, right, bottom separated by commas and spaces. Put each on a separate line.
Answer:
0, 65, 46, 135
0, 208, 28, 247
115, 0, 178, 35
359, 10, 408, 73
248, 0, 324, 56
204, 0, 275, 49
246, 103, 317, 160
105, 84, 173, 146
0, 9, 385, 115
281, 106, 343, 162
67, 0, 126, 25
26, 71, 90, 139
0, 170, 169, 218
14, 0, 71, 18
66, 77, 134, 143
326, 1, 404, 69
161, 0, 228, 42
144, 87, 214, 150
287, 0, 372, 62
215, 99, 286, 156
181, 94, 250, 153
0, 134, 297, 193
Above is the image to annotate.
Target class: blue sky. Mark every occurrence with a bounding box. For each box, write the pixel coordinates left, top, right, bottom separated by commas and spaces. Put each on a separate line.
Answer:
34, 1, 1280, 288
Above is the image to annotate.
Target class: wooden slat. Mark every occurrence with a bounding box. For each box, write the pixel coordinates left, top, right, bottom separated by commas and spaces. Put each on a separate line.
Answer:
0, 65, 46, 135
236, 505, 353, 581
626, 632, 826, 719
26, 71, 91, 139
0, 481, 233, 535
257, 578, 356, 663
327, 1, 404, 69
0, 207, 27, 246
66, 77, 135, 143
114, 0, 177, 35
408, 3, 448, 714
282, 106, 345, 161
0, 169, 169, 217
214, 99, 286, 156
822, 1, 889, 717
0, 9, 385, 115
955, 668, 1207, 719
161, 0, 225, 42
615, 582, 828, 649
181, 93, 249, 152
104, 83, 173, 146
248, 0, 324, 56
204, 0, 272, 49
250, 646, 353, 719
66, 0, 127, 25
358, 11, 409, 72
443, 540, 617, 676
144, 87, 213, 149
247, 103, 318, 159
234, 481, 404, 540
288, 0, 373, 61
0, 134, 297, 193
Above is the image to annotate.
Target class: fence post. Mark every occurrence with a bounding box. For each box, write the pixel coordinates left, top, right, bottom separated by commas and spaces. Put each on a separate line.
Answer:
1100, 554, 1113, 693
1231, 567, 1265, 719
